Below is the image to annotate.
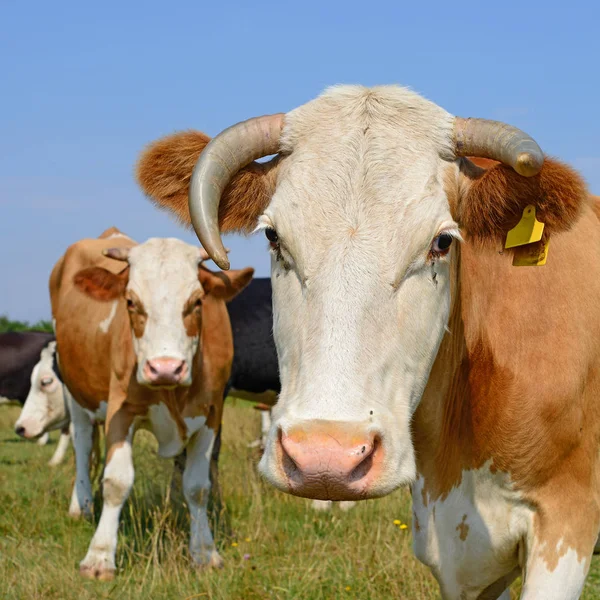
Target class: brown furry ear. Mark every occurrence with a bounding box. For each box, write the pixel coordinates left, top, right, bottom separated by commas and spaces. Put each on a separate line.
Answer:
136, 130, 278, 233
456, 157, 588, 243
73, 267, 129, 302
199, 266, 254, 301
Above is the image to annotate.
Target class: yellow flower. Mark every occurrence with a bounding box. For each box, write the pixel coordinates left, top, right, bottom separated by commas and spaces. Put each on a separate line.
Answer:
245, 537, 251, 542
393, 519, 401, 526
231, 542, 238, 547
345, 586, 352, 591
400, 524, 408, 530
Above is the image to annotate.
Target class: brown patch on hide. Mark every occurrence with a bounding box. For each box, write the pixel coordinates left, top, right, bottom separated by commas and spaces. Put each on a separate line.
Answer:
456, 514, 469, 541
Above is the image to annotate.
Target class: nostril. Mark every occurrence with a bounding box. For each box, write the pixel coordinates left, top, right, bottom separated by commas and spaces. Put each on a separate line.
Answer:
15, 426, 25, 437
148, 363, 158, 375
174, 362, 184, 376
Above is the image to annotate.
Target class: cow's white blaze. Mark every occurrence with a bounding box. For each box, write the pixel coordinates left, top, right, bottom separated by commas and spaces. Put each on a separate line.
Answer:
126, 238, 203, 387
15, 342, 69, 438
258, 86, 459, 499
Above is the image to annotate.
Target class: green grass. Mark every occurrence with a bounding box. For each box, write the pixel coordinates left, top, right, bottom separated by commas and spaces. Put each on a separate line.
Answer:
1, 401, 599, 599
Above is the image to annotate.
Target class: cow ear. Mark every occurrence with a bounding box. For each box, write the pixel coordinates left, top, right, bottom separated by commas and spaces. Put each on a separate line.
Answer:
136, 130, 278, 233
199, 266, 254, 301
73, 267, 129, 301
455, 157, 588, 243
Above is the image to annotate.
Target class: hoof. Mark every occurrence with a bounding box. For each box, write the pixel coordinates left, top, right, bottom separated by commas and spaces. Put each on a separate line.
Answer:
68, 508, 93, 520
194, 550, 224, 570
79, 564, 115, 581
311, 499, 333, 512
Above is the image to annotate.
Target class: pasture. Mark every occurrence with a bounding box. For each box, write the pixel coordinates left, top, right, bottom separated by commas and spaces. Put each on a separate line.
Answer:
1, 401, 599, 600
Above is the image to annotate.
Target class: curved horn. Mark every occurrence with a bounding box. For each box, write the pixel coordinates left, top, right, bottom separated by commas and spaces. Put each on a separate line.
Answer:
189, 114, 284, 270
199, 247, 230, 263
454, 117, 544, 177
102, 247, 130, 262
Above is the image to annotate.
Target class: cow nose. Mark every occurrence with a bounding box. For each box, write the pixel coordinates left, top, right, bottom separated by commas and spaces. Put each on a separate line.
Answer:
278, 422, 380, 501
15, 425, 26, 438
143, 357, 187, 386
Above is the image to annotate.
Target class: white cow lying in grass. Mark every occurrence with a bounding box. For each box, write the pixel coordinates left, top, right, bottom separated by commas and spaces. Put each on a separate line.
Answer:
14, 341, 72, 466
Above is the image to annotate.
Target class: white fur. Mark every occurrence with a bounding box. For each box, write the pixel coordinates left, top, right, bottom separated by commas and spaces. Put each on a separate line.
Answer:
184, 426, 222, 567
521, 545, 588, 600
15, 341, 69, 439
411, 462, 531, 599
80, 430, 134, 577
126, 238, 203, 386
48, 424, 72, 466
98, 301, 118, 333
259, 86, 457, 496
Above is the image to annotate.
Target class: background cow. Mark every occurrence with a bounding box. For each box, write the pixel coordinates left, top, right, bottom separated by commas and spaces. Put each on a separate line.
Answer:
136, 85, 599, 599
51, 229, 252, 579
14, 340, 72, 466
0, 331, 70, 457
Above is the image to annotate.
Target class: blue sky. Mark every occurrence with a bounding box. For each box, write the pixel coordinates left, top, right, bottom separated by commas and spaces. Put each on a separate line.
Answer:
1, 0, 599, 321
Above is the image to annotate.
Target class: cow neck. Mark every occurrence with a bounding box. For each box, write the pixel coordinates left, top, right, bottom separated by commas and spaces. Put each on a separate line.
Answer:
412, 244, 475, 504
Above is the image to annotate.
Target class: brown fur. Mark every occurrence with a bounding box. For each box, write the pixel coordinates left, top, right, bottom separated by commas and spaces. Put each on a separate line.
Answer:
456, 157, 588, 243
73, 267, 129, 302
414, 197, 600, 574
136, 130, 279, 233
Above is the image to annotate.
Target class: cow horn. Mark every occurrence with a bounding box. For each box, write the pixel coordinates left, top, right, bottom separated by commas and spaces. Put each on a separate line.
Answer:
199, 247, 230, 263
102, 247, 130, 262
454, 117, 544, 177
189, 114, 284, 270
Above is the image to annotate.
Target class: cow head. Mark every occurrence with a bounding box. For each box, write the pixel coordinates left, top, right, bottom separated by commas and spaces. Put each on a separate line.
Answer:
136, 85, 587, 500
15, 341, 69, 439
73, 238, 253, 388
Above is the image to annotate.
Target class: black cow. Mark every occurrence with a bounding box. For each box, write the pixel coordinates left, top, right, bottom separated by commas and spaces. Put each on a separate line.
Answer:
226, 278, 280, 398
0, 331, 55, 404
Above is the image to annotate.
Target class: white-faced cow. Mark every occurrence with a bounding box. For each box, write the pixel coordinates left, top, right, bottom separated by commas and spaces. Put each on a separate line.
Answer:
14, 340, 72, 465
136, 85, 600, 599
51, 228, 253, 579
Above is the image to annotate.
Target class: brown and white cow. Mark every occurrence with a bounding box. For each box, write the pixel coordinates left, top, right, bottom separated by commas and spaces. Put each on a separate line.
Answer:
51, 228, 253, 579
136, 86, 600, 599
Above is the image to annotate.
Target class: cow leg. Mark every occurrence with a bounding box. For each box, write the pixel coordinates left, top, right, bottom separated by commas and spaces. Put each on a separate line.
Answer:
520, 538, 591, 600
261, 410, 271, 449
68, 398, 94, 518
184, 425, 223, 568
80, 406, 134, 581
36, 432, 49, 445
48, 423, 71, 466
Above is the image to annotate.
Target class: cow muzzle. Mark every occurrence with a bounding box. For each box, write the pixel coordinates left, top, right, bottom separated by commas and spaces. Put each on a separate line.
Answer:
141, 357, 189, 387
263, 420, 385, 501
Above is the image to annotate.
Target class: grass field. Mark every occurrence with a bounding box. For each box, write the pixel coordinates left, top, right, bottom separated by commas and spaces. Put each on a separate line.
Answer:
1, 402, 600, 600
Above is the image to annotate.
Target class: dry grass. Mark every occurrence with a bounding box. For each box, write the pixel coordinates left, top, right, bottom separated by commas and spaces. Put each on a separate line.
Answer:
1, 401, 600, 599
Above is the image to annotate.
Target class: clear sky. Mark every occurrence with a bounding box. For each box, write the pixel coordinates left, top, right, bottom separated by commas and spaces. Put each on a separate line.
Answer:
1, 0, 599, 321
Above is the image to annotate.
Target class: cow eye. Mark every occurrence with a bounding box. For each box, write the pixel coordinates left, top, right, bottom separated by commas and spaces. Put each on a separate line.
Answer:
41, 377, 53, 386
126, 298, 135, 309
431, 233, 454, 255
194, 298, 203, 308
265, 227, 279, 245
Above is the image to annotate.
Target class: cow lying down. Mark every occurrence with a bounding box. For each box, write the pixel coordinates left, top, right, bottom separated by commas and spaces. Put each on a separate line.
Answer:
51, 229, 253, 579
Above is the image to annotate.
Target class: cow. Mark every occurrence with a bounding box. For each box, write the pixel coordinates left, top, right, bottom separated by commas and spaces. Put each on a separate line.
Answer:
136, 85, 600, 599
50, 228, 253, 580
0, 331, 70, 456
14, 340, 72, 465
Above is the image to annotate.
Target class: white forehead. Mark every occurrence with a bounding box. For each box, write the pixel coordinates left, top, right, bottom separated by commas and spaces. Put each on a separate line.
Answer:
271, 85, 457, 275
127, 238, 202, 299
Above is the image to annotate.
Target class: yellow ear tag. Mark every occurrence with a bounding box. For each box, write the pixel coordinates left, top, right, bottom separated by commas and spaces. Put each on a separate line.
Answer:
513, 240, 550, 266
505, 205, 545, 249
